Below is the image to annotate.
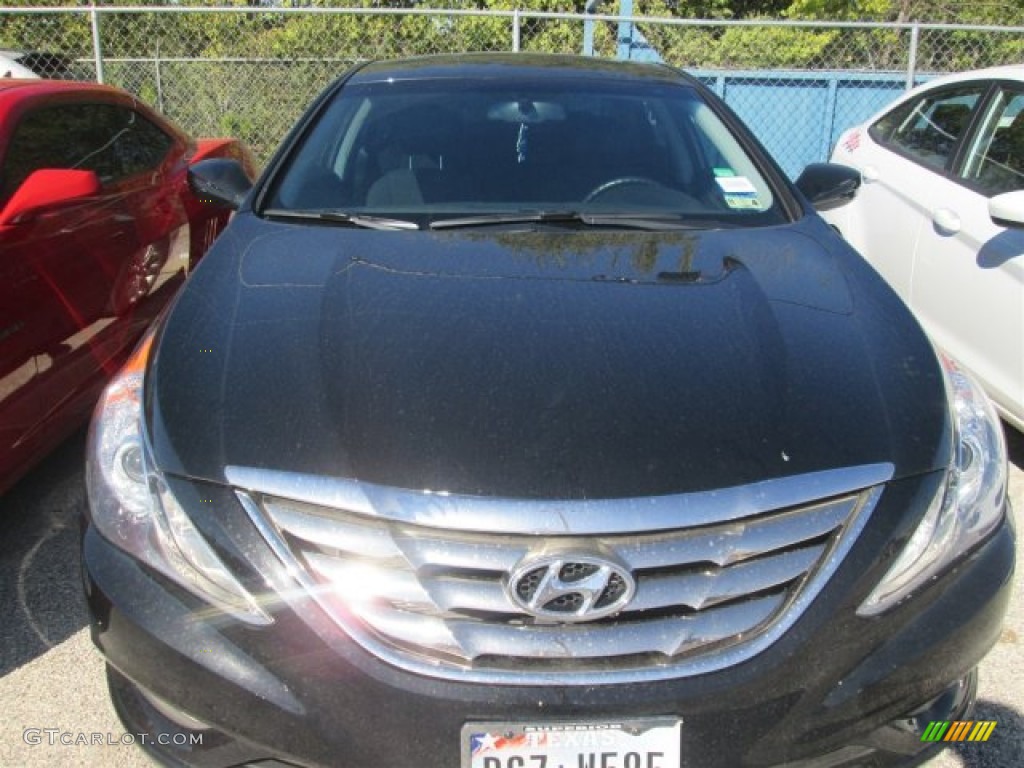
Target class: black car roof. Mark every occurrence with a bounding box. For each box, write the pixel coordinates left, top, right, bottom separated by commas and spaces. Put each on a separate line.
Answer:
348, 53, 697, 88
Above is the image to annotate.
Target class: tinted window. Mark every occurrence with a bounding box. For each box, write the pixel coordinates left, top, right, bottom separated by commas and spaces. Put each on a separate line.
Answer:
116, 112, 175, 177
960, 86, 1024, 196
870, 85, 984, 171
0, 103, 172, 205
267, 78, 786, 227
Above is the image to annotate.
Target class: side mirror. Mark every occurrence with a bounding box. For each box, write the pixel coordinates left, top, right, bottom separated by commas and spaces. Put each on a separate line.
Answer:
0, 168, 101, 225
988, 190, 1024, 229
795, 163, 861, 212
188, 158, 252, 210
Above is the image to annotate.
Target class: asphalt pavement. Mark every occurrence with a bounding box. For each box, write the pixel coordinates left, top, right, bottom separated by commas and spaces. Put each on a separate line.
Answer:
1, 427, 1021, 768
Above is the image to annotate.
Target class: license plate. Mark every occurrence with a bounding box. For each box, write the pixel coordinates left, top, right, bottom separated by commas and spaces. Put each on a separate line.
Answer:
461, 718, 681, 768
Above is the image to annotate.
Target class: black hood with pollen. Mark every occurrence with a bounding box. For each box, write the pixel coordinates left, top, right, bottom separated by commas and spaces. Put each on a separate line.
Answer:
146, 213, 950, 500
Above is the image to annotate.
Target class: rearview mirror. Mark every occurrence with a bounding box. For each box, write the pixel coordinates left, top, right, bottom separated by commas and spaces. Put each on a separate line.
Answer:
795, 163, 861, 212
188, 158, 252, 210
0, 168, 101, 225
989, 190, 1024, 229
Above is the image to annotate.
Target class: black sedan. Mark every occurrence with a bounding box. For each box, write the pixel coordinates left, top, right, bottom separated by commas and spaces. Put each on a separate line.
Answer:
82, 54, 1013, 768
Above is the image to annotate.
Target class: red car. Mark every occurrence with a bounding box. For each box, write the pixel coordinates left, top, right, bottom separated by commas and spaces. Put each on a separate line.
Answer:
0, 79, 254, 495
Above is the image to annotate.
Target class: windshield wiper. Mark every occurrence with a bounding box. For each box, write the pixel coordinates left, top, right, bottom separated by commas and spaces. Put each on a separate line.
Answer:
428, 211, 699, 231
262, 208, 419, 231
429, 211, 583, 229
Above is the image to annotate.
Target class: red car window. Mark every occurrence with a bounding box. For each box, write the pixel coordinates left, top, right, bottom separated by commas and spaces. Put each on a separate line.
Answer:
1, 103, 173, 206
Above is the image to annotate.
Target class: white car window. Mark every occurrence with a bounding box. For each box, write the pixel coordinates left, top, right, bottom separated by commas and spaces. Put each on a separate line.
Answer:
870, 85, 985, 171
961, 87, 1024, 196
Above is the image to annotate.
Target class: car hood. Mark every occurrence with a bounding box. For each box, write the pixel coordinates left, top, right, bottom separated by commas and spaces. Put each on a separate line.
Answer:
147, 214, 950, 499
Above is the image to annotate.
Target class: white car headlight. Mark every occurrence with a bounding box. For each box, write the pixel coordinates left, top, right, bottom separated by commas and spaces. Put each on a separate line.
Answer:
859, 352, 1008, 616
86, 330, 271, 625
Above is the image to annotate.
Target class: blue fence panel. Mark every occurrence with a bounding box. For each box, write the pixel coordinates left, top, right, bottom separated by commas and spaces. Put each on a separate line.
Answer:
689, 70, 929, 178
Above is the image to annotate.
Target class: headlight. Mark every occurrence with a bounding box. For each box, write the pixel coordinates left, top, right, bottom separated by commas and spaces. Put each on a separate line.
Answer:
859, 352, 1008, 616
86, 329, 271, 625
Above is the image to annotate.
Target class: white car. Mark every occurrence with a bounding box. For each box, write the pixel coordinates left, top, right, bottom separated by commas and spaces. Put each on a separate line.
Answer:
0, 50, 75, 79
824, 65, 1024, 433
0, 51, 39, 79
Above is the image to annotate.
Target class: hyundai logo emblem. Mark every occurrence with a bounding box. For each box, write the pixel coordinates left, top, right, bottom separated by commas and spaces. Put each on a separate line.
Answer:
507, 554, 636, 622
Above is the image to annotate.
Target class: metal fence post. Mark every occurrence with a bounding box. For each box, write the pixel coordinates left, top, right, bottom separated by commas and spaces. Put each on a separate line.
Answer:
618, 0, 634, 60
512, 10, 520, 52
155, 41, 164, 114
906, 22, 919, 90
583, 16, 595, 56
89, 5, 105, 84
819, 76, 840, 162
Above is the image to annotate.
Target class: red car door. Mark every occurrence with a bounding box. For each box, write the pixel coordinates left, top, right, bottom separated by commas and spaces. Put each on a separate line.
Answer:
0, 89, 191, 492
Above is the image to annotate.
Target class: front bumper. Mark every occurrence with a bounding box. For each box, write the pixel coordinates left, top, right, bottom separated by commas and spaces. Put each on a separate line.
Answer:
82, 490, 1014, 768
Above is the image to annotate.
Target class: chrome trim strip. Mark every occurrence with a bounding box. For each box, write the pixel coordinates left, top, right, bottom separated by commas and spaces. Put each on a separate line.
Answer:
613, 495, 856, 569
303, 552, 433, 607
628, 544, 823, 612
446, 594, 785, 660
422, 575, 512, 614
264, 498, 403, 559
393, 533, 528, 572
227, 463, 894, 535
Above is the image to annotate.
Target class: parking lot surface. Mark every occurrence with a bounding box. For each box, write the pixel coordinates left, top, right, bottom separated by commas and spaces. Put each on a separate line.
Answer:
1, 427, 1021, 768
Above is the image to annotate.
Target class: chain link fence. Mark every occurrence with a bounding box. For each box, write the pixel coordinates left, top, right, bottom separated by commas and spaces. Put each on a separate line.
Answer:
1, 7, 1022, 171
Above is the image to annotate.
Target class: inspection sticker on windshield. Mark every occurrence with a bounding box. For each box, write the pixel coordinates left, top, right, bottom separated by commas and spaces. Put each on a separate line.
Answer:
723, 194, 763, 210
461, 718, 681, 768
715, 176, 757, 195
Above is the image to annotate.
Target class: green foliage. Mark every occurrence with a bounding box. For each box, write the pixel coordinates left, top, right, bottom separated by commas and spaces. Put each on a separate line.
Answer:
0, 1, 92, 58
785, 0, 1024, 24
714, 24, 838, 67
784, 0, 891, 21
2, 0, 1021, 166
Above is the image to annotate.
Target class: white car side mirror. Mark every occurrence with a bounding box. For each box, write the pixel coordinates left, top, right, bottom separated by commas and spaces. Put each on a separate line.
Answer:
988, 190, 1024, 229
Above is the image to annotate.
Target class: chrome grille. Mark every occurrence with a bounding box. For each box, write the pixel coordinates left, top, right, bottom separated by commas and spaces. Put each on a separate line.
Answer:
232, 464, 889, 684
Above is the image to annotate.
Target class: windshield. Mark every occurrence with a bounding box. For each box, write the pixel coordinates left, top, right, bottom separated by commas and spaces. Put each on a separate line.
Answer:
264, 76, 787, 228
